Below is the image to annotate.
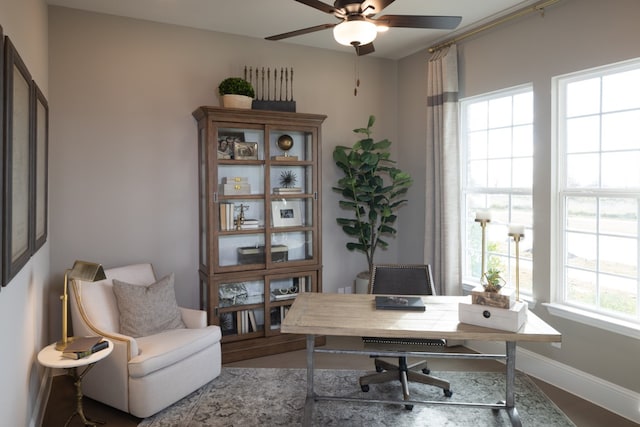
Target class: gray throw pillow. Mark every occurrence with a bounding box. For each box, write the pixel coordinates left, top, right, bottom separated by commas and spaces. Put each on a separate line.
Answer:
112, 273, 186, 338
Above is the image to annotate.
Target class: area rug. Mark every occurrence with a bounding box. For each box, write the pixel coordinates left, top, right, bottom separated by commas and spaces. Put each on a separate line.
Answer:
139, 368, 575, 426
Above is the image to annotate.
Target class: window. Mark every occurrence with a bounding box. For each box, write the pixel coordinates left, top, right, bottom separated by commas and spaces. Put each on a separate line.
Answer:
460, 86, 534, 294
555, 59, 640, 324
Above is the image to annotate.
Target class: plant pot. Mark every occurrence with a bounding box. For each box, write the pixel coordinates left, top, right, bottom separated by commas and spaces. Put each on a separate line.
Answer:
221, 94, 253, 109
354, 271, 370, 294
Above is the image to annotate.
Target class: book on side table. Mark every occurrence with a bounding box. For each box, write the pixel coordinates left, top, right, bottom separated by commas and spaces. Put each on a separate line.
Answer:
62, 336, 108, 359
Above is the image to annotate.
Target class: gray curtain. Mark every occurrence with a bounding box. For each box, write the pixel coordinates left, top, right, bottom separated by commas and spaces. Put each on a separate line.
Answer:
424, 45, 461, 296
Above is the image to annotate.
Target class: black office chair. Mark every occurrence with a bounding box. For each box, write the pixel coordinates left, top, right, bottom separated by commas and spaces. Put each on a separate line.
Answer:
359, 264, 452, 409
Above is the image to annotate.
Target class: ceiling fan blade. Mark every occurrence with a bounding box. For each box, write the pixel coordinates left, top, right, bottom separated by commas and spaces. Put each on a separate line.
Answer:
265, 23, 337, 41
354, 42, 375, 56
294, 0, 337, 14
361, 0, 396, 15
375, 15, 462, 30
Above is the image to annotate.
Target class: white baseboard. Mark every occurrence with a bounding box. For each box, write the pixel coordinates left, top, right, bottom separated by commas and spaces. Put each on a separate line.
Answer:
30, 367, 52, 427
466, 340, 640, 424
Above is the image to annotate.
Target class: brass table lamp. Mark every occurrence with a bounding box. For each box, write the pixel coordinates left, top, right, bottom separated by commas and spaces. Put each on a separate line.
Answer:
56, 260, 106, 350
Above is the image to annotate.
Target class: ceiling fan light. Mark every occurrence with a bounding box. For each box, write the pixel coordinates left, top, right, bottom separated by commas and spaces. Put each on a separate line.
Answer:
333, 20, 377, 46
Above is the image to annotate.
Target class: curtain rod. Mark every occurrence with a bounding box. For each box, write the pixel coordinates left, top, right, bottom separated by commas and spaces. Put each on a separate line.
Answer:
428, 0, 561, 53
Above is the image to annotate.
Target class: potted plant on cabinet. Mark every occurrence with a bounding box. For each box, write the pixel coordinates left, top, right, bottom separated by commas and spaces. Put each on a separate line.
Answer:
218, 77, 255, 109
333, 115, 413, 293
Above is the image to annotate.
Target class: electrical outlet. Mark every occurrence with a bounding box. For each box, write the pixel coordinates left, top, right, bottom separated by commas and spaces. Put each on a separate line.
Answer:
337, 287, 345, 294
345, 286, 352, 294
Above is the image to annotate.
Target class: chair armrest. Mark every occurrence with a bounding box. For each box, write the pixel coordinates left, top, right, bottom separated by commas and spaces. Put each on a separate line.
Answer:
179, 307, 208, 328
101, 331, 139, 359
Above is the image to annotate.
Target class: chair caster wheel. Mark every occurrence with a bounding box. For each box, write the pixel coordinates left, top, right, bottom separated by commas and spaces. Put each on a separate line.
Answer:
404, 404, 414, 410
422, 368, 430, 374
375, 366, 384, 373
443, 389, 453, 397
361, 384, 370, 392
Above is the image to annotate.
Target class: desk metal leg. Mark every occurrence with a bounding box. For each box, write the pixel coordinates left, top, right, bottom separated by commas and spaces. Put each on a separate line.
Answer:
303, 335, 315, 426
504, 341, 521, 427
64, 364, 105, 427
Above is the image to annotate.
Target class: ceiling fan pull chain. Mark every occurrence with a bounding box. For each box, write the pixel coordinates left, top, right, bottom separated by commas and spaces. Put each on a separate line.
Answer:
354, 56, 360, 96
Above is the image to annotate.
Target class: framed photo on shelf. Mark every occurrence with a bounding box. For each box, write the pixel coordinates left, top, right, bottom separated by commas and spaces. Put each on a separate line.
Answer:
217, 131, 243, 159
233, 141, 258, 160
271, 200, 302, 227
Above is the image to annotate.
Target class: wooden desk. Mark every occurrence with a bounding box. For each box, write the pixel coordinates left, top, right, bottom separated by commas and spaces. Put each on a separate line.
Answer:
281, 293, 561, 426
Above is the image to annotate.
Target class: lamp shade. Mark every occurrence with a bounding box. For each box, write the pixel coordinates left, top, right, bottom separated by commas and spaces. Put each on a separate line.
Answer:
333, 19, 377, 46
69, 260, 106, 282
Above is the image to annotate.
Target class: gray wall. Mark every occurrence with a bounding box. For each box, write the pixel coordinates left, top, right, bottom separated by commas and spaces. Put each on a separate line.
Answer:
48, 7, 401, 335
0, 2, 51, 426
396, 0, 640, 395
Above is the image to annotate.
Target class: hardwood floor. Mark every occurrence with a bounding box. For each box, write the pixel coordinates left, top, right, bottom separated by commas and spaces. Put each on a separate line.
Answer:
42, 336, 634, 426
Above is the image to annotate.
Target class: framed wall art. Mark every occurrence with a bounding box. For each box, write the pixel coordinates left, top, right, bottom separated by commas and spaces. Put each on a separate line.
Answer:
271, 200, 302, 227
0, 26, 4, 288
33, 83, 48, 251
3, 36, 34, 285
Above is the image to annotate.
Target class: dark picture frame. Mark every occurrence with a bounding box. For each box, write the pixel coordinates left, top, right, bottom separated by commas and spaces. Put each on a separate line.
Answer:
0, 26, 4, 288
3, 36, 34, 285
32, 83, 48, 251
217, 131, 243, 159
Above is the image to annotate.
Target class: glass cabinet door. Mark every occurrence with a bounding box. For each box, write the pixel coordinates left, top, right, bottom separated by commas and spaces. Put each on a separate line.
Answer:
266, 272, 316, 334
217, 278, 265, 338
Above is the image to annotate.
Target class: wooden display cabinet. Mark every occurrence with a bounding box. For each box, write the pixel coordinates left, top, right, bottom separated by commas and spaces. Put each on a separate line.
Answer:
192, 107, 326, 362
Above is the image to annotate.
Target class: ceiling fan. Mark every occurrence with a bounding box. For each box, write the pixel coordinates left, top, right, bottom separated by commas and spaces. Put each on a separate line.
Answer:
265, 0, 462, 56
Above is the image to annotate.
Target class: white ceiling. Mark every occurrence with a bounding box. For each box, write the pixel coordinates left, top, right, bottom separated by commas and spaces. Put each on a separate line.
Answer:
46, 0, 539, 59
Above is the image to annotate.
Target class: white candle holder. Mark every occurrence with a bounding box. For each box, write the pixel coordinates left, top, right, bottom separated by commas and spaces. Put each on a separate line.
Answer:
508, 229, 525, 301
475, 217, 491, 282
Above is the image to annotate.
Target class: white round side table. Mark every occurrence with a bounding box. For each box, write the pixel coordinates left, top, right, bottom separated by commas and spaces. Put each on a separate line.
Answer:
37, 339, 113, 426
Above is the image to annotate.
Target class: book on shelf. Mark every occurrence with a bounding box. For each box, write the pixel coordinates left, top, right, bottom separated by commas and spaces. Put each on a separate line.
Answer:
271, 291, 297, 300
219, 202, 235, 231
270, 307, 281, 330
237, 310, 248, 334
248, 310, 257, 332
62, 337, 108, 359
273, 187, 302, 194
239, 218, 261, 230
280, 305, 290, 322
374, 296, 425, 311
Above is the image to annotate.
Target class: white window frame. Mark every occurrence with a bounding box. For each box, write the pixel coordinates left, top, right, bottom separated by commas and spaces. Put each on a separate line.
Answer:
550, 57, 640, 338
460, 85, 534, 296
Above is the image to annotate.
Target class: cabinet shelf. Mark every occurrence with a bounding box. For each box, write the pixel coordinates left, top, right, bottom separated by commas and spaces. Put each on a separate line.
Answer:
194, 106, 327, 363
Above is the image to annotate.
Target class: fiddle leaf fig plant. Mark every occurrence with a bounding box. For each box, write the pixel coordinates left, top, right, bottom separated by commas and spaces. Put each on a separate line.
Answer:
333, 115, 413, 274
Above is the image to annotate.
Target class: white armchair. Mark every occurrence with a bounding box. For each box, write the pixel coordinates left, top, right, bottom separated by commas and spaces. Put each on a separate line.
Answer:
68, 263, 221, 418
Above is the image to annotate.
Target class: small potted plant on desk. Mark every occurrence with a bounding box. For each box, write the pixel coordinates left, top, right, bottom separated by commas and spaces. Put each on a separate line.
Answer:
218, 77, 255, 109
471, 267, 514, 308
332, 115, 413, 293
